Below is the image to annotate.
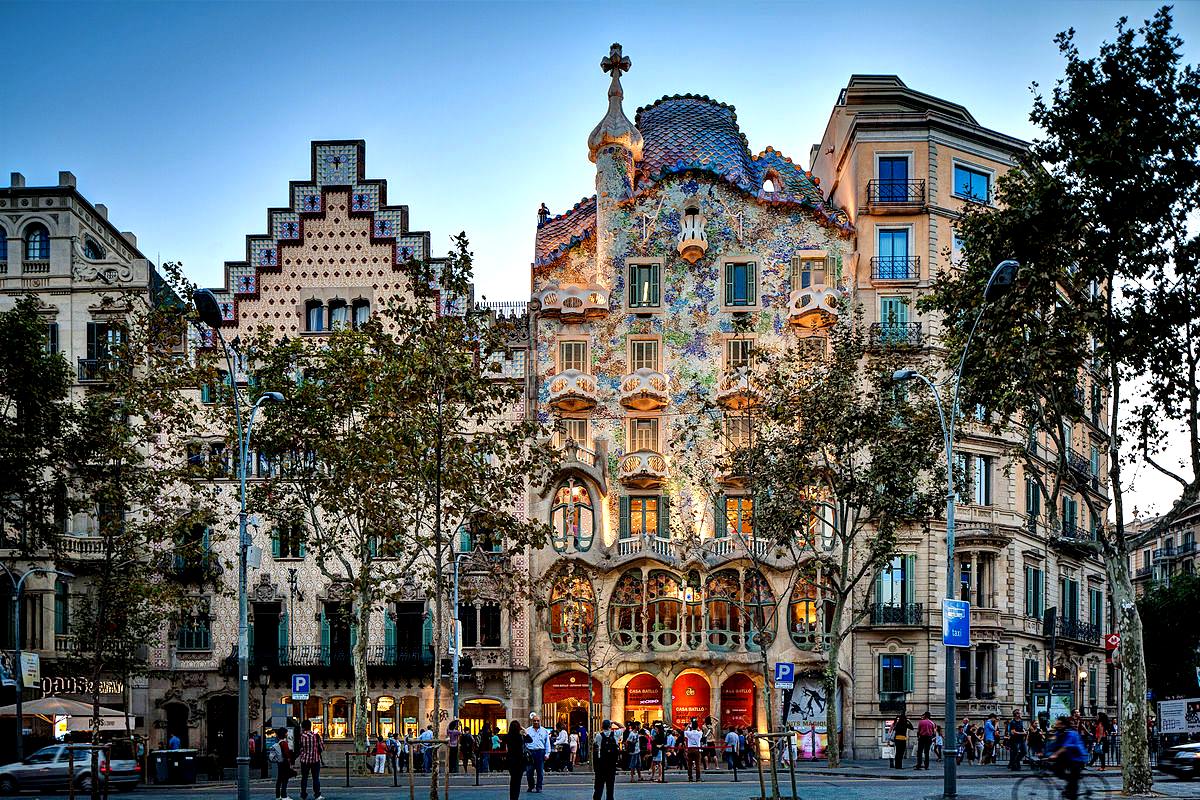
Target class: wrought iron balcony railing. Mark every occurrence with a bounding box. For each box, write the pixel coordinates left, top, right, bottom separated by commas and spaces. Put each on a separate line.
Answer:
870, 256, 921, 281
1056, 617, 1101, 646
869, 322, 922, 347
866, 179, 926, 206
870, 602, 924, 626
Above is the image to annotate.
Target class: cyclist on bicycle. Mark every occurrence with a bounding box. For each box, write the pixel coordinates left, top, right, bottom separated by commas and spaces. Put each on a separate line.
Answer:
1049, 716, 1090, 800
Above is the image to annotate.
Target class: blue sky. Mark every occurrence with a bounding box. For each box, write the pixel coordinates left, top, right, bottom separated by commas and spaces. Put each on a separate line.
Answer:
2, 0, 1195, 514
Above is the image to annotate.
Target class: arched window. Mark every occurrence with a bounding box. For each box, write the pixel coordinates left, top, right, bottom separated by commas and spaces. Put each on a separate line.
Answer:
788, 580, 831, 650
375, 695, 396, 739
550, 479, 594, 552
705, 569, 742, 652
743, 570, 776, 650
0, 228, 8, 262
646, 571, 682, 651
548, 573, 596, 651
329, 299, 350, 329
25, 223, 49, 261
83, 237, 106, 260
305, 300, 325, 332
609, 570, 644, 652
328, 696, 353, 739
352, 299, 370, 329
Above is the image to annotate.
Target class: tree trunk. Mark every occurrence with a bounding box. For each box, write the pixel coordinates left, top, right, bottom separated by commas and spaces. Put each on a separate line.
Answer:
758, 644, 780, 799
353, 579, 372, 752
430, 592, 443, 800
824, 603, 844, 768
1107, 553, 1153, 793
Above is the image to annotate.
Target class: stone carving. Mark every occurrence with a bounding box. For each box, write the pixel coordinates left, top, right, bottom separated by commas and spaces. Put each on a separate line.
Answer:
252, 573, 280, 602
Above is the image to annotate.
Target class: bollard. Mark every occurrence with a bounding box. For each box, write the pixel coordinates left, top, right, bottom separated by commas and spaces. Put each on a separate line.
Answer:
345, 752, 351, 788
787, 732, 798, 800
756, 741, 767, 800
406, 738, 415, 800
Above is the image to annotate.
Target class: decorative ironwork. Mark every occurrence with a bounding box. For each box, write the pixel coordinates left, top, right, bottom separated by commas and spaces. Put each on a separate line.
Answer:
870, 256, 921, 281
869, 322, 923, 347
866, 179, 925, 205
1056, 617, 1100, 646
870, 602, 924, 625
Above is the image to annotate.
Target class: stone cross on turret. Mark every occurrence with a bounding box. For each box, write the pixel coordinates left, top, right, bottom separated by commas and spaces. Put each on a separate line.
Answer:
600, 43, 631, 79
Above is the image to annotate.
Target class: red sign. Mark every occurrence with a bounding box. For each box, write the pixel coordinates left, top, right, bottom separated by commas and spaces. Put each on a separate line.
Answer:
671, 673, 711, 729
626, 673, 663, 707
720, 673, 756, 729
1104, 633, 1120, 651
542, 670, 602, 704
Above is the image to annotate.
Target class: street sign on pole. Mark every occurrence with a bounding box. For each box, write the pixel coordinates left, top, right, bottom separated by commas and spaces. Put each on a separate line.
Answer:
942, 599, 970, 648
291, 674, 311, 701
774, 662, 795, 689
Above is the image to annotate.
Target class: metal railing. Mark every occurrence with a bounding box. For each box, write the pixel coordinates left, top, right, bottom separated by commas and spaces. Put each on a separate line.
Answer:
1134, 565, 1152, 579
1153, 546, 1177, 562
1057, 521, 1094, 542
870, 602, 924, 625
869, 322, 923, 347
77, 357, 122, 382
1067, 450, 1094, 479
272, 644, 433, 668
870, 256, 921, 281
866, 179, 925, 205
1057, 616, 1101, 645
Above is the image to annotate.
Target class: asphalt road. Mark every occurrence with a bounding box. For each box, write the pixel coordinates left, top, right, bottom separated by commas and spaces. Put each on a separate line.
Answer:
107, 770, 1200, 800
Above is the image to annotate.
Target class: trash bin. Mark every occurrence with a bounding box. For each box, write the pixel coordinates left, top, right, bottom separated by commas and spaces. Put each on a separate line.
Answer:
152, 749, 199, 785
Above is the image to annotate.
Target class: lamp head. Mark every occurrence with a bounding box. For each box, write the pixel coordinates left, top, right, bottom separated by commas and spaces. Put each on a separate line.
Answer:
892, 369, 917, 383
263, 392, 285, 403
193, 288, 224, 329
983, 259, 1019, 302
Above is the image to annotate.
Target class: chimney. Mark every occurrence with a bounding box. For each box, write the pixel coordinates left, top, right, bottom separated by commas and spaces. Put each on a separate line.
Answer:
121, 231, 137, 248
10, 172, 25, 188
95, 203, 109, 220
58, 171, 77, 188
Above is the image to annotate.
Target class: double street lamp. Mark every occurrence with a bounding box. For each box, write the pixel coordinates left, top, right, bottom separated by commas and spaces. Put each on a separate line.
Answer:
193, 289, 283, 800
893, 259, 1017, 800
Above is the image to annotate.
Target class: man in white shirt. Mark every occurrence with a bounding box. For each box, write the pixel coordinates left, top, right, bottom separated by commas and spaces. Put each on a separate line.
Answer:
525, 713, 550, 792
684, 722, 704, 782
418, 726, 434, 773
723, 728, 740, 771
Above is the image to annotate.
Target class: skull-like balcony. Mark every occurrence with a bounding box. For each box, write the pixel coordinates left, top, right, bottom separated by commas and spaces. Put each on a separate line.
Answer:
533, 281, 610, 322
619, 368, 670, 411
716, 372, 757, 411
547, 369, 598, 412
677, 207, 708, 264
788, 284, 842, 328
618, 450, 669, 489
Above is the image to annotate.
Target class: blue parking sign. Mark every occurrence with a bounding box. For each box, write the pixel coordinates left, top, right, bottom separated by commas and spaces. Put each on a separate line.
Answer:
774, 662, 795, 687
942, 599, 970, 647
292, 673, 311, 700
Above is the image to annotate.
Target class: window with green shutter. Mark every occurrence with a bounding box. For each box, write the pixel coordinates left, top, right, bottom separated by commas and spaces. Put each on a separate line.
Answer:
628, 263, 661, 309
656, 496, 671, 538
724, 262, 757, 307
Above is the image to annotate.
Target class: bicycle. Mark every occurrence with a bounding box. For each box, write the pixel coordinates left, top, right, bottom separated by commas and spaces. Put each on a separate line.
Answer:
1011, 756, 1112, 800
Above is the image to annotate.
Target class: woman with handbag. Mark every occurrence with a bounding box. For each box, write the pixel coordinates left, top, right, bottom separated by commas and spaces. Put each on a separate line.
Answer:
505, 720, 528, 800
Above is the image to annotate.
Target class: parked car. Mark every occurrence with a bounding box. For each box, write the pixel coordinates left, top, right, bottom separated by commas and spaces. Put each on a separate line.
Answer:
1158, 741, 1200, 781
0, 743, 141, 793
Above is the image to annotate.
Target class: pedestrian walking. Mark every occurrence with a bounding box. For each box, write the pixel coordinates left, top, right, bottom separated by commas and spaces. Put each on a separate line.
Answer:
448, 720, 461, 773
505, 720, 528, 800
934, 726, 944, 762
915, 712, 935, 770
479, 724, 493, 773
296, 718, 324, 800
892, 712, 912, 768
724, 725, 740, 770
419, 725, 434, 773
1006, 709, 1027, 771
983, 714, 998, 764
270, 726, 296, 800
569, 728, 580, 768
1050, 716, 1089, 800
1089, 712, 1111, 770
684, 720, 704, 781
525, 713, 549, 792
593, 721, 620, 800
373, 736, 388, 773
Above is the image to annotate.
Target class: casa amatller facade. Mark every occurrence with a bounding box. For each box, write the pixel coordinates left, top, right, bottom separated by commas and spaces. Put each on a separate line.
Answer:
0, 44, 1115, 762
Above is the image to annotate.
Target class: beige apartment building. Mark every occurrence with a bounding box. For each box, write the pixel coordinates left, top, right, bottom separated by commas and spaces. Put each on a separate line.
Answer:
1128, 503, 1200, 598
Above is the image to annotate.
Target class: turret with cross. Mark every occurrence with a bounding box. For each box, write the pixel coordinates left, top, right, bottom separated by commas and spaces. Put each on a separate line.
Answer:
587, 42, 644, 164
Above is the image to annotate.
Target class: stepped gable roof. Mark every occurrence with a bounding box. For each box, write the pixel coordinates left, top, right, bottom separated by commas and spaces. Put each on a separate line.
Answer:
633, 95, 849, 231
534, 195, 596, 267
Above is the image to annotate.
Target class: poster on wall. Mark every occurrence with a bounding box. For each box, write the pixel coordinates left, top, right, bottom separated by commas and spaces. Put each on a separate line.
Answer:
670, 673, 711, 729
783, 675, 842, 759
1158, 698, 1200, 735
720, 674, 756, 729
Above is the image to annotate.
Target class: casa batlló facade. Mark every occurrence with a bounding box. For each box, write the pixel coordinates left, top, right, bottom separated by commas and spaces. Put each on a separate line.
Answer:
0, 45, 1114, 762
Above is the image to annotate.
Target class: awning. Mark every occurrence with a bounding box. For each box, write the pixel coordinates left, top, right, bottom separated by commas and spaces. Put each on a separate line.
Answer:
0, 696, 125, 723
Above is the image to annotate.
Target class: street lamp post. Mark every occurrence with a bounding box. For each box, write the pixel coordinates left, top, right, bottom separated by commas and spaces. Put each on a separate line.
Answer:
258, 669, 271, 778
893, 259, 1017, 800
193, 288, 284, 800
6, 566, 74, 760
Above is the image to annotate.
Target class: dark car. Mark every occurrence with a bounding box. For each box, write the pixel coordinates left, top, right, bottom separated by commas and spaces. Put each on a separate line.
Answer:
1158, 741, 1200, 780
0, 744, 141, 794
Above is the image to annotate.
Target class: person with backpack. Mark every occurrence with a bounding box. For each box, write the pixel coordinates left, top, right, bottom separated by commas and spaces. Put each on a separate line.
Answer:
269, 726, 296, 800
593, 720, 620, 800
297, 718, 324, 800
504, 720, 528, 800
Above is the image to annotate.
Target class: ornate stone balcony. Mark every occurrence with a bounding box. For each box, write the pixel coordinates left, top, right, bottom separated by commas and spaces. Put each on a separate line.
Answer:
788, 285, 841, 328
716, 372, 757, 410
618, 449, 668, 488
547, 369, 598, 412
619, 368, 669, 411
677, 208, 708, 264
533, 281, 609, 321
